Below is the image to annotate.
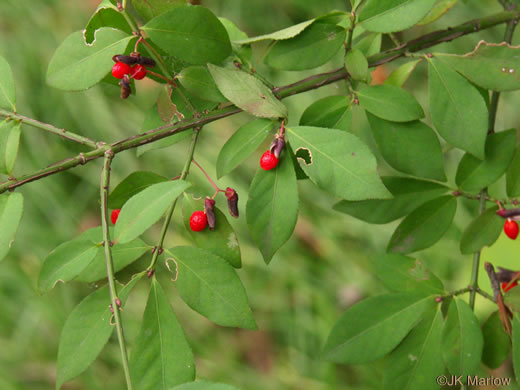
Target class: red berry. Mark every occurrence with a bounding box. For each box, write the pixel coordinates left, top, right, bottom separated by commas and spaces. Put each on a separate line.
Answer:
189, 210, 207, 231
501, 281, 518, 293
111, 209, 121, 225
504, 219, 519, 239
112, 62, 131, 79
130, 65, 147, 80
260, 151, 279, 170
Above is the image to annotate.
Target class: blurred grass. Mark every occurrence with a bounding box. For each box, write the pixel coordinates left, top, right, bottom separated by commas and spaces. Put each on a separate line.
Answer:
0, 0, 520, 389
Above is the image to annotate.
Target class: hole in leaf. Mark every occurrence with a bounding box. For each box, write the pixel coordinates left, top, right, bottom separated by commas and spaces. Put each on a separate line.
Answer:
295, 147, 312, 166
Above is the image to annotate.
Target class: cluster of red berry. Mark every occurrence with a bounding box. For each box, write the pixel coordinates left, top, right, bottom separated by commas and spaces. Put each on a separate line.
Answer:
111, 53, 156, 98
189, 187, 238, 232
260, 123, 286, 171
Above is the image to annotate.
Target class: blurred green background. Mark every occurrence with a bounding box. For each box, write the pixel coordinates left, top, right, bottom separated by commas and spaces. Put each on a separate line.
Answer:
1, 0, 520, 389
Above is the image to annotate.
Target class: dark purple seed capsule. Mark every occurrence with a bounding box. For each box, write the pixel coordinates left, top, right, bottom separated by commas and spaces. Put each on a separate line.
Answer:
225, 187, 239, 218
204, 197, 216, 230
138, 56, 156, 67
496, 267, 517, 283
112, 54, 139, 65
119, 75, 131, 99
270, 136, 286, 159
497, 208, 520, 218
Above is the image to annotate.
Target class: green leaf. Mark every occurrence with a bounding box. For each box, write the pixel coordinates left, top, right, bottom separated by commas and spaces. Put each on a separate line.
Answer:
373, 253, 444, 294
216, 119, 276, 178
208, 64, 287, 119
507, 147, 520, 197
455, 129, 516, 192
388, 196, 457, 254
353, 32, 382, 57
182, 193, 241, 268
115, 180, 191, 244
38, 240, 99, 293
299, 96, 351, 131
133, 0, 185, 23
334, 177, 448, 224
357, 84, 424, 122
167, 247, 257, 329
75, 226, 150, 282
142, 6, 231, 65
345, 49, 369, 81
219, 17, 251, 63
235, 19, 315, 44
264, 22, 346, 71
322, 293, 435, 364
513, 314, 520, 381
287, 126, 391, 200
177, 66, 226, 103
359, 0, 437, 33
436, 41, 520, 91
384, 60, 421, 87
169, 381, 241, 390
428, 58, 488, 159
0, 120, 21, 175
109, 171, 168, 209
460, 206, 503, 254
0, 192, 23, 262
47, 28, 134, 91
56, 276, 141, 390
130, 279, 195, 390
246, 154, 298, 263
136, 103, 194, 157
418, 0, 458, 25
84, 1, 133, 44
442, 298, 483, 379
366, 114, 446, 181
383, 310, 445, 390
505, 288, 520, 313
482, 311, 511, 369
0, 56, 16, 111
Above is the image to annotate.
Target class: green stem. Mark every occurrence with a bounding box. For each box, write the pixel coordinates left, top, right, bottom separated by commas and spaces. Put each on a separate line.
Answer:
368, 10, 520, 66
2, 9, 519, 195
147, 128, 201, 271
121, 10, 138, 34
468, 11, 517, 313
100, 150, 133, 390
468, 191, 488, 310
0, 108, 98, 148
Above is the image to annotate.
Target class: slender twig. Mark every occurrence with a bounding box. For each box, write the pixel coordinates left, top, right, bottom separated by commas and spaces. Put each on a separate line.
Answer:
469, 191, 487, 310
0, 109, 98, 148
1, 9, 519, 195
368, 10, 520, 67
146, 128, 201, 271
192, 159, 224, 196
100, 150, 133, 390
144, 69, 177, 86
476, 288, 496, 303
453, 190, 520, 206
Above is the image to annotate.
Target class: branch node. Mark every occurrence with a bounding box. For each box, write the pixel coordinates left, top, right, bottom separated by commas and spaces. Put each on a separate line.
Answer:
78, 153, 86, 165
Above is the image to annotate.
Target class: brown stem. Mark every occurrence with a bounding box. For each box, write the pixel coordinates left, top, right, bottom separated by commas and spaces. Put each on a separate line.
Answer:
1, 9, 519, 195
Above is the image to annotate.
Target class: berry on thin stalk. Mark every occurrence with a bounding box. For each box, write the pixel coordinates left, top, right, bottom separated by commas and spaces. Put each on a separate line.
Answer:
112, 62, 131, 79
504, 219, 519, 240
190, 210, 207, 232
260, 151, 279, 170
130, 65, 147, 80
